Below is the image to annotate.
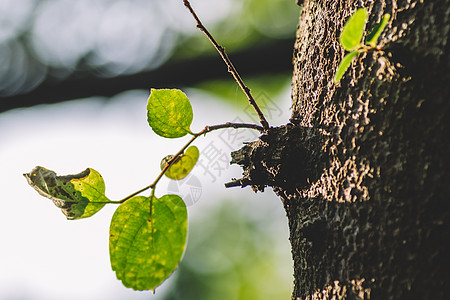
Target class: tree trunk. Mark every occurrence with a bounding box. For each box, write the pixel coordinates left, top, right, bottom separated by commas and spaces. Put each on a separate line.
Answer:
230, 0, 449, 298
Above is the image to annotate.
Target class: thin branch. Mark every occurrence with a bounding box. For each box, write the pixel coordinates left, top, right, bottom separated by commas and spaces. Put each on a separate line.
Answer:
116, 122, 263, 203
202, 122, 264, 134
182, 0, 270, 130
115, 185, 153, 203
118, 134, 198, 203
153, 134, 198, 186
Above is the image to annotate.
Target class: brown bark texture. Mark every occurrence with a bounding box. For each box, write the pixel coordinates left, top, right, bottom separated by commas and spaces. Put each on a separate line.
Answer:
230, 0, 450, 299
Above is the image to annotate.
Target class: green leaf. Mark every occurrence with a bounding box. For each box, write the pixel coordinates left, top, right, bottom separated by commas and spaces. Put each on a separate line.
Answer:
339, 8, 368, 51
24, 166, 109, 220
334, 51, 359, 83
161, 146, 199, 180
147, 88, 193, 138
365, 14, 390, 47
109, 195, 187, 291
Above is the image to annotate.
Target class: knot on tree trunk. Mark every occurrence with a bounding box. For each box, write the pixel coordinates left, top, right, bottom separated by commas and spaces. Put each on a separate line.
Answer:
226, 123, 326, 196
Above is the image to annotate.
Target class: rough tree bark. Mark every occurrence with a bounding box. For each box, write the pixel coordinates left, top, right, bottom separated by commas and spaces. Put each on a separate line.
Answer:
230, 0, 449, 299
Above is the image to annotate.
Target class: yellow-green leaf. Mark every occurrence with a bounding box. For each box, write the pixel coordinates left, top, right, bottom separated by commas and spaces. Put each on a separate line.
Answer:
109, 195, 187, 291
24, 166, 110, 220
366, 14, 390, 47
339, 8, 368, 51
334, 51, 359, 83
161, 146, 199, 180
147, 88, 193, 138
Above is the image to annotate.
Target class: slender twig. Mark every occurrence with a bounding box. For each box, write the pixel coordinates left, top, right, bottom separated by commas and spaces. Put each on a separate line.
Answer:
117, 134, 197, 203
201, 122, 264, 134
182, 0, 269, 130
116, 122, 262, 203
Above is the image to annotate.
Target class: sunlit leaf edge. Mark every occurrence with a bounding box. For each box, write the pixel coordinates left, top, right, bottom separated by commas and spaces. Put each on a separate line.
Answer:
339, 8, 368, 51
109, 195, 187, 291
146, 88, 194, 139
24, 166, 110, 220
334, 51, 359, 83
365, 14, 391, 47
161, 146, 200, 180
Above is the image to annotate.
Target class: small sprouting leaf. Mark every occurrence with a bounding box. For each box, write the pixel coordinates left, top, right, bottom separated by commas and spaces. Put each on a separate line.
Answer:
24, 166, 109, 220
365, 14, 390, 47
334, 51, 359, 83
109, 195, 187, 291
147, 88, 194, 138
339, 8, 368, 51
161, 146, 199, 180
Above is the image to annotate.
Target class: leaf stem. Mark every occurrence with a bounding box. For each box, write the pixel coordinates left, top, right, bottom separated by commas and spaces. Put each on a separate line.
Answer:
182, 0, 269, 131
116, 122, 263, 203
150, 187, 155, 218
356, 44, 384, 54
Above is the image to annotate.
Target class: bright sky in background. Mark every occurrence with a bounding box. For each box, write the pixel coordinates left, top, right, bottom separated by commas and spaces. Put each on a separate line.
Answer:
0, 87, 293, 299
0, 0, 300, 298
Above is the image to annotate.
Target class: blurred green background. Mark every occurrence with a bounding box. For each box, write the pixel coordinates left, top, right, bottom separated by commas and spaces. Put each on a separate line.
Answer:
0, 0, 300, 299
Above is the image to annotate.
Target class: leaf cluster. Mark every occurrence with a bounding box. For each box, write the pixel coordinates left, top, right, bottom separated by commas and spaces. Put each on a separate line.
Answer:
24, 86, 264, 291
334, 8, 390, 82
24, 0, 268, 293
24, 88, 199, 291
